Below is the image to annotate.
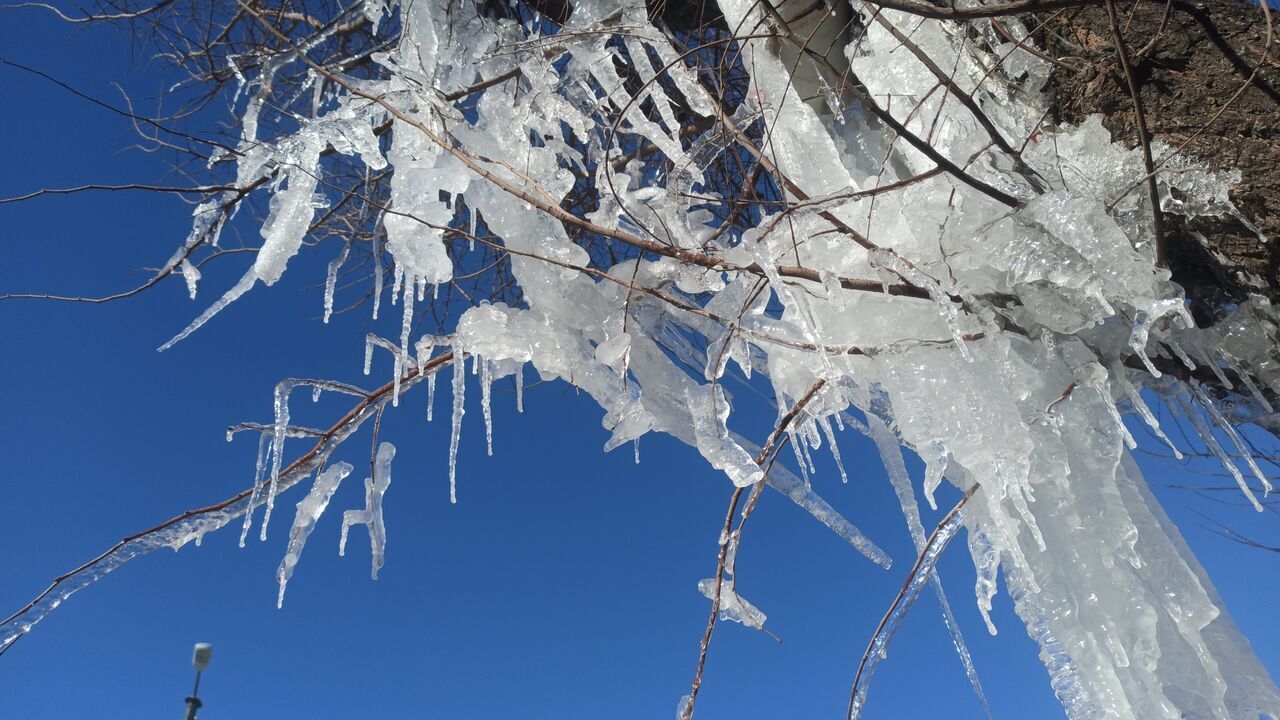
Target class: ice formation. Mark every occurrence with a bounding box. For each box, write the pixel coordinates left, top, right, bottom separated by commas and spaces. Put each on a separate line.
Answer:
6, 0, 1280, 717
278, 461, 353, 607
340, 442, 396, 580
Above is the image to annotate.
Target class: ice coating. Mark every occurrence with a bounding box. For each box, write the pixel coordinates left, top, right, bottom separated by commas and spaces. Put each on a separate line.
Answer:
13, 0, 1280, 716
685, 384, 763, 488
697, 577, 766, 630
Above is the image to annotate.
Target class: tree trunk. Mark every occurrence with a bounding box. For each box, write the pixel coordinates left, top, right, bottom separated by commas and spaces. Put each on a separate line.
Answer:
1038, 0, 1279, 326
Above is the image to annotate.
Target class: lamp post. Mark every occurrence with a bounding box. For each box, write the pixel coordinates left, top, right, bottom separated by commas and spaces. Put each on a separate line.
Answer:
184, 643, 212, 720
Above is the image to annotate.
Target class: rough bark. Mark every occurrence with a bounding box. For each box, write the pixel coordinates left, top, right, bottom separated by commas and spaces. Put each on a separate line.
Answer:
1038, 0, 1279, 326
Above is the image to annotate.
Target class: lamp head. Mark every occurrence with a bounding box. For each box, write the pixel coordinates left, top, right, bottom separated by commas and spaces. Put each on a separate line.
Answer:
192, 643, 213, 672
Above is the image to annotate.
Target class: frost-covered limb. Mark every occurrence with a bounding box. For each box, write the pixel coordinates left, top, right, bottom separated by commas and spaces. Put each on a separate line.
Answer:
848, 484, 980, 720
864, 414, 990, 717
0, 351, 454, 653
681, 379, 828, 720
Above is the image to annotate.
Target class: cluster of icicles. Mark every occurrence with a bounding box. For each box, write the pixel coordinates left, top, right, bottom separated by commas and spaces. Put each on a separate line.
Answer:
4, 0, 1280, 717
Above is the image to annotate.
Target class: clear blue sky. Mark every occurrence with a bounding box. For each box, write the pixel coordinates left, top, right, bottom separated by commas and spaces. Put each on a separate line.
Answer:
0, 11, 1277, 720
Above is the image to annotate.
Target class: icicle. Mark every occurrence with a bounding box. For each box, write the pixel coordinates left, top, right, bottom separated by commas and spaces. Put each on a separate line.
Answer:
371, 234, 383, 320
323, 242, 349, 324
818, 415, 848, 484
685, 384, 764, 488
515, 366, 524, 413
1166, 339, 1197, 372
339, 442, 395, 579
261, 380, 295, 540
277, 462, 352, 607
1191, 382, 1272, 494
393, 282, 414, 407
1110, 363, 1182, 459
1197, 348, 1234, 390
849, 504, 968, 719
798, 426, 817, 476
920, 441, 948, 511
1128, 314, 1162, 379
426, 373, 436, 422
363, 335, 374, 375
480, 357, 494, 457
705, 331, 734, 382
863, 414, 990, 716
449, 347, 466, 503
158, 273, 256, 351
1178, 393, 1263, 511
180, 258, 201, 300
239, 433, 272, 547
1224, 355, 1274, 413
786, 423, 811, 487
391, 263, 404, 306
1076, 364, 1136, 450
634, 438, 641, 464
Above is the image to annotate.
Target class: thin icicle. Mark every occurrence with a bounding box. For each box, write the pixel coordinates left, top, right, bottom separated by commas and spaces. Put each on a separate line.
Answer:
738, 432, 891, 568
363, 336, 375, 375
323, 242, 349, 324
261, 380, 296, 540
1110, 363, 1182, 458
864, 415, 990, 718
449, 347, 466, 503
1191, 382, 1272, 494
1128, 314, 1162, 379
1224, 355, 1274, 413
480, 357, 494, 456
426, 373, 436, 422
515, 366, 524, 413
1076, 364, 1136, 450
158, 272, 256, 351
1178, 393, 1263, 511
395, 282, 414, 407
1197, 347, 1234, 391
1166, 339, 1198, 372
371, 233, 383, 320
180, 258, 201, 300
239, 432, 272, 547
818, 415, 848, 484
786, 423, 812, 487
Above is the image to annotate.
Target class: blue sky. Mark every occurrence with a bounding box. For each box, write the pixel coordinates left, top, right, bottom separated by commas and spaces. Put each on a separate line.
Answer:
1, 10, 1278, 720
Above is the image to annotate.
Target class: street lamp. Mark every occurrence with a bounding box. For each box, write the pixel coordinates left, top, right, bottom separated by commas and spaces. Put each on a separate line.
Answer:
184, 643, 213, 720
